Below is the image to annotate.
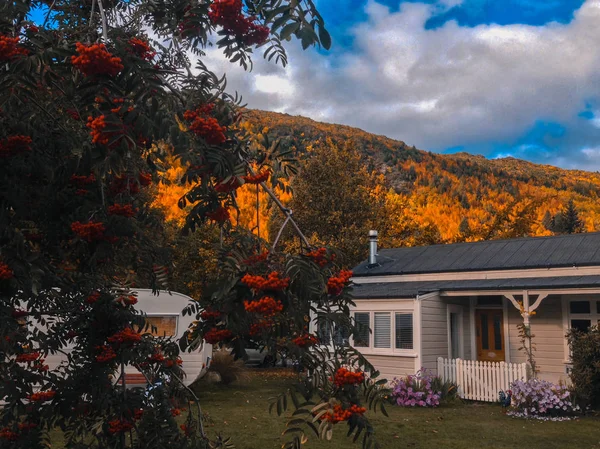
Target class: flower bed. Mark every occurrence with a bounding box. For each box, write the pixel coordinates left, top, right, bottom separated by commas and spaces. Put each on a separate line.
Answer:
508, 379, 580, 421
390, 369, 442, 407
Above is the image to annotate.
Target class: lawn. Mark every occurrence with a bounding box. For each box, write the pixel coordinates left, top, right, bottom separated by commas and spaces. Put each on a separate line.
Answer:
193, 369, 600, 449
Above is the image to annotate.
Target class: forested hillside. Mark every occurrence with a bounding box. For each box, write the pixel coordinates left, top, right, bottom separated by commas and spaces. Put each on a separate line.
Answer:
244, 109, 600, 244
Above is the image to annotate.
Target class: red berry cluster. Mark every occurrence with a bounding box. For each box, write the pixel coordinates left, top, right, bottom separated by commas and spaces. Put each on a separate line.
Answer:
183, 107, 227, 145
214, 177, 241, 193
292, 333, 319, 348
206, 206, 230, 223
27, 390, 56, 402
208, 0, 270, 46
95, 345, 117, 362
0, 135, 32, 157
243, 296, 283, 317
110, 173, 151, 196
86, 291, 101, 304
327, 270, 353, 296
11, 309, 27, 318
71, 42, 123, 77
305, 247, 335, 267
0, 428, 18, 441
108, 204, 136, 217
200, 309, 221, 320
0, 261, 14, 280
66, 109, 81, 120
115, 294, 137, 306
241, 272, 290, 290
128, 37, 156, 61
243, 170, 270, 184
204, 328, 233, 344
0, 34, 28, 62
148, 351, 165, 363
70, 174, 96, 188
71, 221, 106, 242
164, 357, 183, 368
15, 352, 40, 363
108, 419, 134, 434
139, 172, 152, 186
180, 424, 192, 436
18, 422, 37, 431
332, 367, 365, 387
87, 115, 123, 147
249, 319, 273, 336
170, 408, 182, 417
107, 328, 141, 345
322, 404, 366, 423
242, 251, 269, 266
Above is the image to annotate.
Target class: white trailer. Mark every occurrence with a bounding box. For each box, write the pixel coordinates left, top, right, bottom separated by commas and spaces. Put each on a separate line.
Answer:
43, 289, 211, 387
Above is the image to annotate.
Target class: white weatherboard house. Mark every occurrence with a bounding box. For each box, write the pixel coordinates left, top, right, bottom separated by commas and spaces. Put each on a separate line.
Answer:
350, 231, 600, 401
44, 289, 211, 386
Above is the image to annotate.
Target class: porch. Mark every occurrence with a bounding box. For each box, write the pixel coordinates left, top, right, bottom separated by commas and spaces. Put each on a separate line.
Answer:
422, 290, 600, 386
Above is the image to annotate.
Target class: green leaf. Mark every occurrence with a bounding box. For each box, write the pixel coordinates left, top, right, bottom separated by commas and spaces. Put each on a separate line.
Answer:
318, 25, 331, 50
280, 22, 300, 40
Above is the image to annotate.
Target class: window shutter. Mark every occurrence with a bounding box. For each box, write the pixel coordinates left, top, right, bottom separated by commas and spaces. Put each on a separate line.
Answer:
395, 313, 413, 350
374, 312, 391, 348
354, 312, 370, 347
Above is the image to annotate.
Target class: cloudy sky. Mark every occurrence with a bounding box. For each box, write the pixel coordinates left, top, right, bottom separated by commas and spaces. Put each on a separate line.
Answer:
31, 1, 600, 170
202, 0, 600, 171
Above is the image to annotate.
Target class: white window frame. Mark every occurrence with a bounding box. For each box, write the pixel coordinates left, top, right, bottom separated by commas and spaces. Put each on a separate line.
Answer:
351, 300, 417, 357
446, 304, 464, 359
562, 296, 600, 365
565, 298, 600, 331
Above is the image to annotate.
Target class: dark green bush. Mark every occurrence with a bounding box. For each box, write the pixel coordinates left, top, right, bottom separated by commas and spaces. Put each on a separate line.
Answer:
567, 326, 600, 409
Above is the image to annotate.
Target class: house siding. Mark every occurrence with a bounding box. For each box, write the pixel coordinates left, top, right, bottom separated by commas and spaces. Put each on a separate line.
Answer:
507, 295, 567, 384
420, 294, 471, 374
361, 354, 416, 381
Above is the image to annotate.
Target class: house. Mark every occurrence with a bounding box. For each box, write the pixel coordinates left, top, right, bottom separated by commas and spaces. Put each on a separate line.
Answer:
350, 231, 600, 386
44, 289, 211, 386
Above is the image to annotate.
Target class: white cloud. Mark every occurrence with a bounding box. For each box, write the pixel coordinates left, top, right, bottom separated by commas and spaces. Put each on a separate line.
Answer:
194, 0, 600, 169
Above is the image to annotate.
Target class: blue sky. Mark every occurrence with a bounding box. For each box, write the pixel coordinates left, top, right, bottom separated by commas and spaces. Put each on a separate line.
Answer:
204, 0, 600, 171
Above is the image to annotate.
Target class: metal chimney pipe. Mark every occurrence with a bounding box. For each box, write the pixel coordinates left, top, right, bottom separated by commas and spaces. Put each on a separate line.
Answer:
368, 230, 378, 265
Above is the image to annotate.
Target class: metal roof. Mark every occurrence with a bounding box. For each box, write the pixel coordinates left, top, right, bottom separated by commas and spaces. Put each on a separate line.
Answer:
353, 232, 600, 277
351, 275, 600, 299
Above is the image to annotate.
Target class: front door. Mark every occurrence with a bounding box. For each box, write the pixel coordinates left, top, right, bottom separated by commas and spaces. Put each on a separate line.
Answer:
475, 309, 505, 362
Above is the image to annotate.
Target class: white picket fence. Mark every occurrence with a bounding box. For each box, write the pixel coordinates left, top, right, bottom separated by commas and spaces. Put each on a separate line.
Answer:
437, 358, 527, 402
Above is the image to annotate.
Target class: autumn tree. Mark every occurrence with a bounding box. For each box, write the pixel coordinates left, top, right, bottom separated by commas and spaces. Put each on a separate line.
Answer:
0, 2, 388, 449
279, 139, 387, 266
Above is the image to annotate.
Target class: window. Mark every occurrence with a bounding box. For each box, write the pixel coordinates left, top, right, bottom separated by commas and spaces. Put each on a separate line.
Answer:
374, 313, 391, 348
317, 319, 332, 345
395, 313, 413, 350
354, 312, 370, 347
352, 309, 414, 354
567, 299, 600, 333
146, 315, 177, 337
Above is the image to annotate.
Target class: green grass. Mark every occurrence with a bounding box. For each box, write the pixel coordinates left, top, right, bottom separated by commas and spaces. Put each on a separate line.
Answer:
193, 369, 600, 449
47, 369, 600, 448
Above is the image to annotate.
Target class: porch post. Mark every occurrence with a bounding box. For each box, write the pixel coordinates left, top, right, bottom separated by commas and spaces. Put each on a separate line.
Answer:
504, 291, 548, 379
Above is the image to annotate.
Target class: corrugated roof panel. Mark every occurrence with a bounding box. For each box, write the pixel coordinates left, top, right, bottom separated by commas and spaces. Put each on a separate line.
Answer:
353, 232, 600, 276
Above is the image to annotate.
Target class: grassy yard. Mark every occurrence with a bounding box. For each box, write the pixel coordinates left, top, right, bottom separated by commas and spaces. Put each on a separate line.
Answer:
193, 369, 600, 449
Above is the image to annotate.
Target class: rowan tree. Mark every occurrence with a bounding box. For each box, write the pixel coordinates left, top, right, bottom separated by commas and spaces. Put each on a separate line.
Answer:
0, 2, 388, 449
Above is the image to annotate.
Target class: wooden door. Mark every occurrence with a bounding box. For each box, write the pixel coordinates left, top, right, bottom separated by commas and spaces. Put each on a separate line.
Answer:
475, 309, 505, 362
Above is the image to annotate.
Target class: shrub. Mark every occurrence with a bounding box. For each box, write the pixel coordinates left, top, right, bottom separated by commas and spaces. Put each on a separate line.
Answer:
207, 350, 250, 385
390, 368, 442, 407
509, 379, 580, 420
567, 326, 600, 409
430, 376, 459, 403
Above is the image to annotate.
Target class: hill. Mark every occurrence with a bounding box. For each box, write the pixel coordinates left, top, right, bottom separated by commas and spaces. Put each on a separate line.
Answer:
243, 109, 600, 242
